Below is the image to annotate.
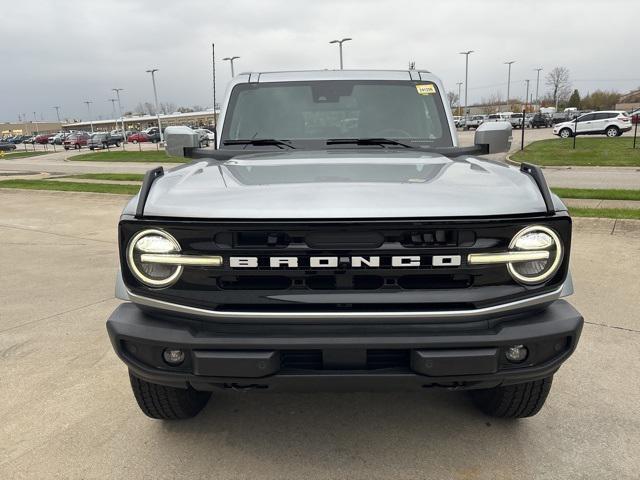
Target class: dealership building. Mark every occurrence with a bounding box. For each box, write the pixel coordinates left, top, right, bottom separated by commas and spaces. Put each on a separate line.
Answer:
62, 110, 219, 132
1, 121, 62, 136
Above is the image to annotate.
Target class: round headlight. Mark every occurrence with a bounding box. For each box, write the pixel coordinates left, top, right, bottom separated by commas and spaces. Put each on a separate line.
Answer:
507, 225, 563, 285
126, 229, 182, 287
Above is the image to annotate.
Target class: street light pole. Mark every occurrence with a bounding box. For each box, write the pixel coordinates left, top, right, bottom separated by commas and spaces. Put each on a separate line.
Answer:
83, 101, 94, 132
108, 99, 117, 120
112, 88, 126, 142
456, 82, 463, 116
504, 61, 515, 112
534, 68, 543, 107
459, 50, 473, 123
524, 79, 530, 112
145, 69, 163, 142
53, 106, 61, 123
33, 111, 38, 135
329, 38, 352, 70
222, 56, 240, 77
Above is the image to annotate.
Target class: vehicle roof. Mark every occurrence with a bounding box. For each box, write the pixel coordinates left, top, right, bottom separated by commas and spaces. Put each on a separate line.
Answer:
578, 110, 625, 115
231, 69, 437, 84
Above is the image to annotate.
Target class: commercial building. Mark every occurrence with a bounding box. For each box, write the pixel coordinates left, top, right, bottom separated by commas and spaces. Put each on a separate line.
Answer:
0, 121, 62, 136
62, 110, 219, 132
616, 89, 640, 112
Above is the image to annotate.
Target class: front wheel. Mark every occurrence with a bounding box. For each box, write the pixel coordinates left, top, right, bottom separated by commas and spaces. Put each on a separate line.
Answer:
129, 372, 211, 420
75, 144, 81, 150
469, 376, 553, 418
559, 128, 572, 139
605, 126, 619, 138
132, 140, 138, 144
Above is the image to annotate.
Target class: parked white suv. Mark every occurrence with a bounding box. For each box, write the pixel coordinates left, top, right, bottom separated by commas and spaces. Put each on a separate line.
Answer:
553, 111, 631, 138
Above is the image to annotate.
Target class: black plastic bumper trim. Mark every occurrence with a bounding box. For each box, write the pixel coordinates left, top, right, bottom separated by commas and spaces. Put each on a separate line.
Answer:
107, 300, 583, 390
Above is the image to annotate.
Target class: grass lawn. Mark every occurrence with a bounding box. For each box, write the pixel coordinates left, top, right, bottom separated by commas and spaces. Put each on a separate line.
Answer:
67, 150, 184, 163
512, 137, 640, 166
552, 188, 640, 201
0, 151, 51, 159
0, 179, 139, 195
568, 207, 640, 220
67, 173, 145, 182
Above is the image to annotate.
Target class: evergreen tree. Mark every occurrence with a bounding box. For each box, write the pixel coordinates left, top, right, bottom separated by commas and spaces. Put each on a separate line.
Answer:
568, 89, 581, 108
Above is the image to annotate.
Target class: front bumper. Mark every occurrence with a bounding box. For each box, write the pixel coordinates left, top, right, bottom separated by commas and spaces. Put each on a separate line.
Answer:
107, 300, 583, 392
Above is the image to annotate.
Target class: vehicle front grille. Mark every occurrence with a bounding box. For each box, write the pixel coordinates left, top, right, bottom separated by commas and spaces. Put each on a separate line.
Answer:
120, 217, 571, 315
280, 349, 410, 370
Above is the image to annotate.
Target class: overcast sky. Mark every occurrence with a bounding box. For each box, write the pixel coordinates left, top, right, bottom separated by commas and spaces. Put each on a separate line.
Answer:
2, 0, 638, 122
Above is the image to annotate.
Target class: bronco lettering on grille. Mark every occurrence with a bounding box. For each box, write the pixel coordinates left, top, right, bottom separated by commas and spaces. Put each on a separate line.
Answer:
229, 255, 461, 268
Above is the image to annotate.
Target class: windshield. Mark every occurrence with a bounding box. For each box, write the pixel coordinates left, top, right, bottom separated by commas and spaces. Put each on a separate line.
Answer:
221, 80, 453, 148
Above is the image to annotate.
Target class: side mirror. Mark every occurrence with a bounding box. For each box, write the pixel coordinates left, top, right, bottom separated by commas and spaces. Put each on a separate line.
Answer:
164, 126, 199, 158
474, 121, 512, 154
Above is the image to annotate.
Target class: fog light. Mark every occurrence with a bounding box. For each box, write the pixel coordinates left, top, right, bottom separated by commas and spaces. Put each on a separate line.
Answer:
505, 344, 528, 363
163, 348, 185, 365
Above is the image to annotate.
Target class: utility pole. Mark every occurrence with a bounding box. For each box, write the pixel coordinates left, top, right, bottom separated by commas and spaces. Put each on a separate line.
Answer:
33, 112, 38, 135
222, 56, 240, 77
534, 68, 543, 107
524, 79, 530, 112
112, 88, 126, 141
459, 50, 474, 122
108, 98, 117, 119
53, 106, 61, 123
145, 69, 163, 142
504, 61, 515, 112
456, 81, 463, 116
83, 101, 94, 132
329, 38, 352, 70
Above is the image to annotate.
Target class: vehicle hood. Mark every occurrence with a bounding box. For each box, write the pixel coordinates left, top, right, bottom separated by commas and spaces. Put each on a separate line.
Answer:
130, 150, 559, 219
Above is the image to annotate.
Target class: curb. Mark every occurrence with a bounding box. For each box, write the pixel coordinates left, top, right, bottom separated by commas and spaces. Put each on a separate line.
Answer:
504, 153, 521, 167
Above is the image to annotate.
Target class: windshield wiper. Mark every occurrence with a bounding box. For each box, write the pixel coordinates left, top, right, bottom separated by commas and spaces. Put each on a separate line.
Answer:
326, 138, 416, 149
223, 139, 295, 149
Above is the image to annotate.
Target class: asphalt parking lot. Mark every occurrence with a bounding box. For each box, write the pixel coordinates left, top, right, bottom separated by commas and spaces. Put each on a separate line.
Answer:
1, 189, 639, 479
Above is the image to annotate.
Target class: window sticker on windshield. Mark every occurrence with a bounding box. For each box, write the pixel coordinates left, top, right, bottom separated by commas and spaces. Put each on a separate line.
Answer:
416, 84, 436, 95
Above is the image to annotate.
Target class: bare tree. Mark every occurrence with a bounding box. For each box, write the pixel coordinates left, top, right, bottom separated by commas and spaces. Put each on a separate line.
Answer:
143, 102, 156, 115
446, 91, 459, 109
545, 67, 571, 109
581, 90, 621, 110
160, 102, 177, 114
479, 92, 503, 114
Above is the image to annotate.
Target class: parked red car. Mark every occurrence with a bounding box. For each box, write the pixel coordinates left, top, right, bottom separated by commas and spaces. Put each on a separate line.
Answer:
127, 132, 150, 143
63, 132, 90, 150
34, 134, 52, 144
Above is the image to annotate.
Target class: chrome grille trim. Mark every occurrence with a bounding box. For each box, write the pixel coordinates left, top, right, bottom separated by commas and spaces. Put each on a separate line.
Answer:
127, 285, 564, 323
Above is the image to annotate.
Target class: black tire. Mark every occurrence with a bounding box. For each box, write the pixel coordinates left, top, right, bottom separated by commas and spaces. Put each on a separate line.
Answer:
90, 147, 94, 151
470, 376, 553, 418
64, 146, 69, 150
605, 126, 619, 138
559, 128, 572, 139
75, 144, 80, 150
115, 142, 120, 147
129, 371, 211, 420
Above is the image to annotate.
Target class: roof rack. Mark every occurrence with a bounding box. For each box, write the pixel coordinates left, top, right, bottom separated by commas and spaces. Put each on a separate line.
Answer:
520, 162, 555, 215
135, 166, 164, 218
